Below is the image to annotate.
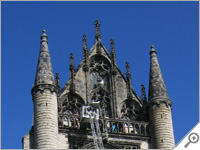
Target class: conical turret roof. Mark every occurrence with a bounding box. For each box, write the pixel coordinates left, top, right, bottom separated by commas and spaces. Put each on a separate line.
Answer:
34, 30, 55, 86
148, 45, 169, 101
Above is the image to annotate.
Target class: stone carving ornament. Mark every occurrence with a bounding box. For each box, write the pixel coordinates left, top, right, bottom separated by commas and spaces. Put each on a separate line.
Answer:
91, 87, 111, 118
90, 56, 109, 77
120, 100, 141, 121
61, 94, 84, 115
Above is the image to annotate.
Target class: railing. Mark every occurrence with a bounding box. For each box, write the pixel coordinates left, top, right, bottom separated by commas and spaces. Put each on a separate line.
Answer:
59, 114, 149, 136
99, 118, 149, 136
59, 114, 81, 129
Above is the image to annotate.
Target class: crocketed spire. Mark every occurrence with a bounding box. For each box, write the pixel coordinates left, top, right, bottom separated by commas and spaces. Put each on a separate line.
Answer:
94, 19, 101, 42
34, 30, 55, 86
141, 84, 147, 104
126, 61, 133, 99
69, 52, 76, 93
83, 35, 89, 72
110, 39, 116, 65
110, 39, 117, 75
148, 45, 169, 101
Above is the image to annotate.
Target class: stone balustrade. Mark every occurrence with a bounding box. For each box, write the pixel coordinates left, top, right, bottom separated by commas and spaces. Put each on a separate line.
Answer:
59, 114, 149, 136
100, 118, 149, 136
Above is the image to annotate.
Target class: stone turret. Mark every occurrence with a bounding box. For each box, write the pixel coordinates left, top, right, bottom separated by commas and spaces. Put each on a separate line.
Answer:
31, 30, 58, 149
147, 45, 175, 149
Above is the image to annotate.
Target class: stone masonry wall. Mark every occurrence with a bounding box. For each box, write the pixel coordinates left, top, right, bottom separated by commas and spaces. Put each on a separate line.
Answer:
58, 133, 69, 149
74, 68, 87, 103
115, 74, 127, 115
33, 90, 58, 149
22, 131, 34, 149
149, 103, 175, 149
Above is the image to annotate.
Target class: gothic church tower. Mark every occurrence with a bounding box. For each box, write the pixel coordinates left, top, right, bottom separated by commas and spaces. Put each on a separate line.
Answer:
22, 21, 175, 149
147, 45, 175, 149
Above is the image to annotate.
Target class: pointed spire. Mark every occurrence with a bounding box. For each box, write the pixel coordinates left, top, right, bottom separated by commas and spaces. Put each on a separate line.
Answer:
126, 61, 132, 98
69, 52, 75, 93
70, 52, 75, 74
148, 45, 169, 101
126, 61, 131, 83
141, 84, 147, 104
110, 39, 116, 65
110, 39, 117, 75
141, 84, 148, 121
56, 73, 60, 90
83, 35, 89, 72
83, 35, 88, 52
34, 30, 55, 86
94, 20, 102, 54
94, 19, 101, 42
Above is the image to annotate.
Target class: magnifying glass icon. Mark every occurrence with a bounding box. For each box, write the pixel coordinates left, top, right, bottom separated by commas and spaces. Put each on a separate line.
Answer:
184, 133, 199, 148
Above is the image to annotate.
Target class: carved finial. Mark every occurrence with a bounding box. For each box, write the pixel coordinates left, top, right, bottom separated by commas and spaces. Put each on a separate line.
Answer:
94, 20, 101, 42
83, 35, 89, 72
111, 39, 117, 75
69, 52, 75, 86
56, 73, 60, 90
83, 35, 87, 49
70, 52, 74, 72
141, 84, 147, 121
141, 84, 147, 104
150, 44, 157, 55
126, 61, 132, 98
69, 53, 75, 93
111, 39, 116, 63
40, 29, 48, 43
94, 20, 101, 27
126, 61, 131, 81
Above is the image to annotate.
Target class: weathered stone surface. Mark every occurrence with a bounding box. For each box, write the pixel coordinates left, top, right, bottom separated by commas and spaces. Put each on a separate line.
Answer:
33, 90, 58, 149
23, 24, 175, 149
149, 103, 175, 149
148, 46, 175, 149
22, 131, 34, 149
34, 30, 55, 86
58, 133, 69, 149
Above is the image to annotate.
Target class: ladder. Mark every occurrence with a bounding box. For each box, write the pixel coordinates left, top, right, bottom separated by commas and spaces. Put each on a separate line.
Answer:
89, 113, 104, 149
95, 117, 104, 149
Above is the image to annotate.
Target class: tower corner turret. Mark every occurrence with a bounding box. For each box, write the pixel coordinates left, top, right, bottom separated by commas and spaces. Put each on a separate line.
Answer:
147, 45, 175, 149
31, 30, 58, 149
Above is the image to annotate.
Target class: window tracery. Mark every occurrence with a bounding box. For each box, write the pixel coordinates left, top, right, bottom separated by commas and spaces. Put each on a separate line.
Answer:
89, 55, 111, 91
91, 87, 111, 118
61, 93, 85, 115
120, 100, 141, 121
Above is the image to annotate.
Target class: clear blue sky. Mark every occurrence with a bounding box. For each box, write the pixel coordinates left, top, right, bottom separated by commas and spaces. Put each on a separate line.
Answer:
1, 1, 199, 149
